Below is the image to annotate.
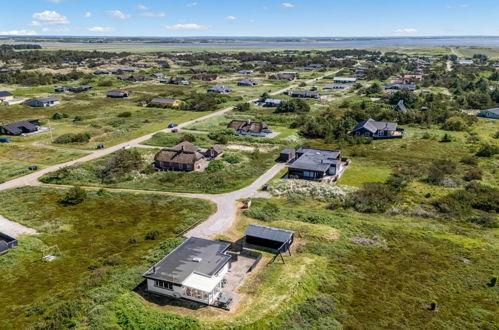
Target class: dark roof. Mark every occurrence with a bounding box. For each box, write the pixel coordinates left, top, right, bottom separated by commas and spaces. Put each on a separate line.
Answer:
280, 148, 295, 155
394, 100, 408, 113
154, 141, 203, 165
290, 148, 341, 172
290, 91, 319, 98
208, 85, 232, 93
143, 237, 231, 283
31, 97, 59, 103
227, 120, 268, 133
352, 118, 398, 134
238, 79, 257, 85
0, 91, 13, 97
246, 224, 294, 243
481, 108, 499, 115
1, 120, 39, 135
107, 91, 128, 97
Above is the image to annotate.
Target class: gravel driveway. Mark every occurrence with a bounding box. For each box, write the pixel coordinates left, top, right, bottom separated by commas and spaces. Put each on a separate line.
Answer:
0, 215, 37, 238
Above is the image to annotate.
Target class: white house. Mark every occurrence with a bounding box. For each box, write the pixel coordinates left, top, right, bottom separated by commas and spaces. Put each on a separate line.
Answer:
333, 77, 357, 83
458, 59, 474, 65
143, 237, 231, 305
477, 108, 499, 119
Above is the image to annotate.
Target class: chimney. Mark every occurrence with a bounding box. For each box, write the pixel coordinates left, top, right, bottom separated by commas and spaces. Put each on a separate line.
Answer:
153, 266, 156, 273
246, 119, 251, 125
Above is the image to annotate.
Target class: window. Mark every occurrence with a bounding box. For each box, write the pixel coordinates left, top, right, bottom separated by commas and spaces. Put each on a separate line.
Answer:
154, 280, 173, 290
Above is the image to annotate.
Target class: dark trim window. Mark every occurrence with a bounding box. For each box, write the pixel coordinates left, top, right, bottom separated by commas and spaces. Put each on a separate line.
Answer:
154, 280, 173, 290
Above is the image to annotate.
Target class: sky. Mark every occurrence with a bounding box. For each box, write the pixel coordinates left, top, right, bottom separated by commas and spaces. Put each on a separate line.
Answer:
0, 0, 498, 37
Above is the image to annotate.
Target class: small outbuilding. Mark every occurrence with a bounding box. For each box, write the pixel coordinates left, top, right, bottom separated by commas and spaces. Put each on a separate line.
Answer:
278, 148, 296, 162
245, 224, 294, 253
0, 232, 18, 255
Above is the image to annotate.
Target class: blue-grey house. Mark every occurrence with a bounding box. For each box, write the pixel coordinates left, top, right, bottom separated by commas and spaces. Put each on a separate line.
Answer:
26, 97, 60, 107
287, 148, 344, 180
477, 108, 499, 119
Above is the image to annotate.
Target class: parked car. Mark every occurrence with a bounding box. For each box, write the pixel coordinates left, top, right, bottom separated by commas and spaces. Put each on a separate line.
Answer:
123, 145, 131, 150
96, 144, 104, 149
171, 129, 178, 133
0, 137, 11, 143
168, 123, 178, 128
28, 165, 38, 171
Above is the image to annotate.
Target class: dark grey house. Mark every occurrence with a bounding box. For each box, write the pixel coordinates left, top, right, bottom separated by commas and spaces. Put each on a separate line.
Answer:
290, 91, 320, 99
26, 97, 60, 107
207, 85, 233, 93
107, 90, 129, 98
237, 79, 258, 86
262, 99, 282, 107
288, 148, 343, 180
385, 84, 416, 91
394, 99, 408, 113
245, 224, 294, 252
0, 120, 40, 136
350, 118, 404, 139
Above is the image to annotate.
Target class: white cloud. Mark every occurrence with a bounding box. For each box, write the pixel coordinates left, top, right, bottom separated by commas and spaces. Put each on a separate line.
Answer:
140, 12, 166, 17
32, 10, 70, 25
395, 28, 418, 34
137, 5, 149, 10
29, 21, 42, 26
0, 29, 38, 36
165, 23, 209, 30
48, 0, 64, 3
226, 15, 237, 20
281, 2, 295, 8
108, 10, 131, 19
448, 4, 469, 9
42, 27, 70, 33
84, 12, 92, 18
186, 2, 198, 7
87, 26, 115, 32
459, 4, 469, 8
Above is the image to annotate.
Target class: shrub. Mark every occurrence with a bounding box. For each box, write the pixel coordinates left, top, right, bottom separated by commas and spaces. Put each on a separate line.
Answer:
207, 159, 224, 171
476, 143, 498, 157
463, 168, 482, 181
179, 133, 196, 143
440, 133, 452, 143
349, 182, 397, 213
73, 116, 83, 122
460, 156, 478, 166
60, 186, 87, 206
234, 102, 251, 112
52, 112, 63, 120
442, 116, 468, 131
245, 200, 280, 221
98, 149, 144, 183
145, 230, 160, 240
222, 153, 241, 164
117, 111, 131, 118
53, 132, 91, 144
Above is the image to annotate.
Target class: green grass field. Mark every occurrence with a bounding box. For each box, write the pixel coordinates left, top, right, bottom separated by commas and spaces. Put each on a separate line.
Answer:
0, 186, 214, 329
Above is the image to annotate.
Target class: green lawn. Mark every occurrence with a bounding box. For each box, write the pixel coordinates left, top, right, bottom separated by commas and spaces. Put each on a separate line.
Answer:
0, 186, 214, 329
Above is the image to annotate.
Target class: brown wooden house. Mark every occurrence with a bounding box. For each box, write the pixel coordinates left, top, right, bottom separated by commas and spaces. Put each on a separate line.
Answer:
154, 141, 204, 172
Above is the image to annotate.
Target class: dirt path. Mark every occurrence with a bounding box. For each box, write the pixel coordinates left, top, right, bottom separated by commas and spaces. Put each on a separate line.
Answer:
0, 215, 37, 238
0, 71, 335, 238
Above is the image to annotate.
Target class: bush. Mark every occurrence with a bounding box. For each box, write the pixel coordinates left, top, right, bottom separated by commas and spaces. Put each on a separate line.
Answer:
53, 132, 91, 144
440, 133, 452, 143
349, 182, 397, 213
460, 156, 478, 166
73, 116, 83, 122
245, 200, 280, 221
222, 153, 241, 164
117, 111, 132, 118
476, 143, 498, 157
179, 133, 196, 143
60, 186, 87, 206
98, 149, 144, 183
145, 230, 160, 240
442, 116, 468, 131
52, 112, 63, 120
207, 159, 224, 171
234, 102, 250, 112
463, 168, 482, 181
